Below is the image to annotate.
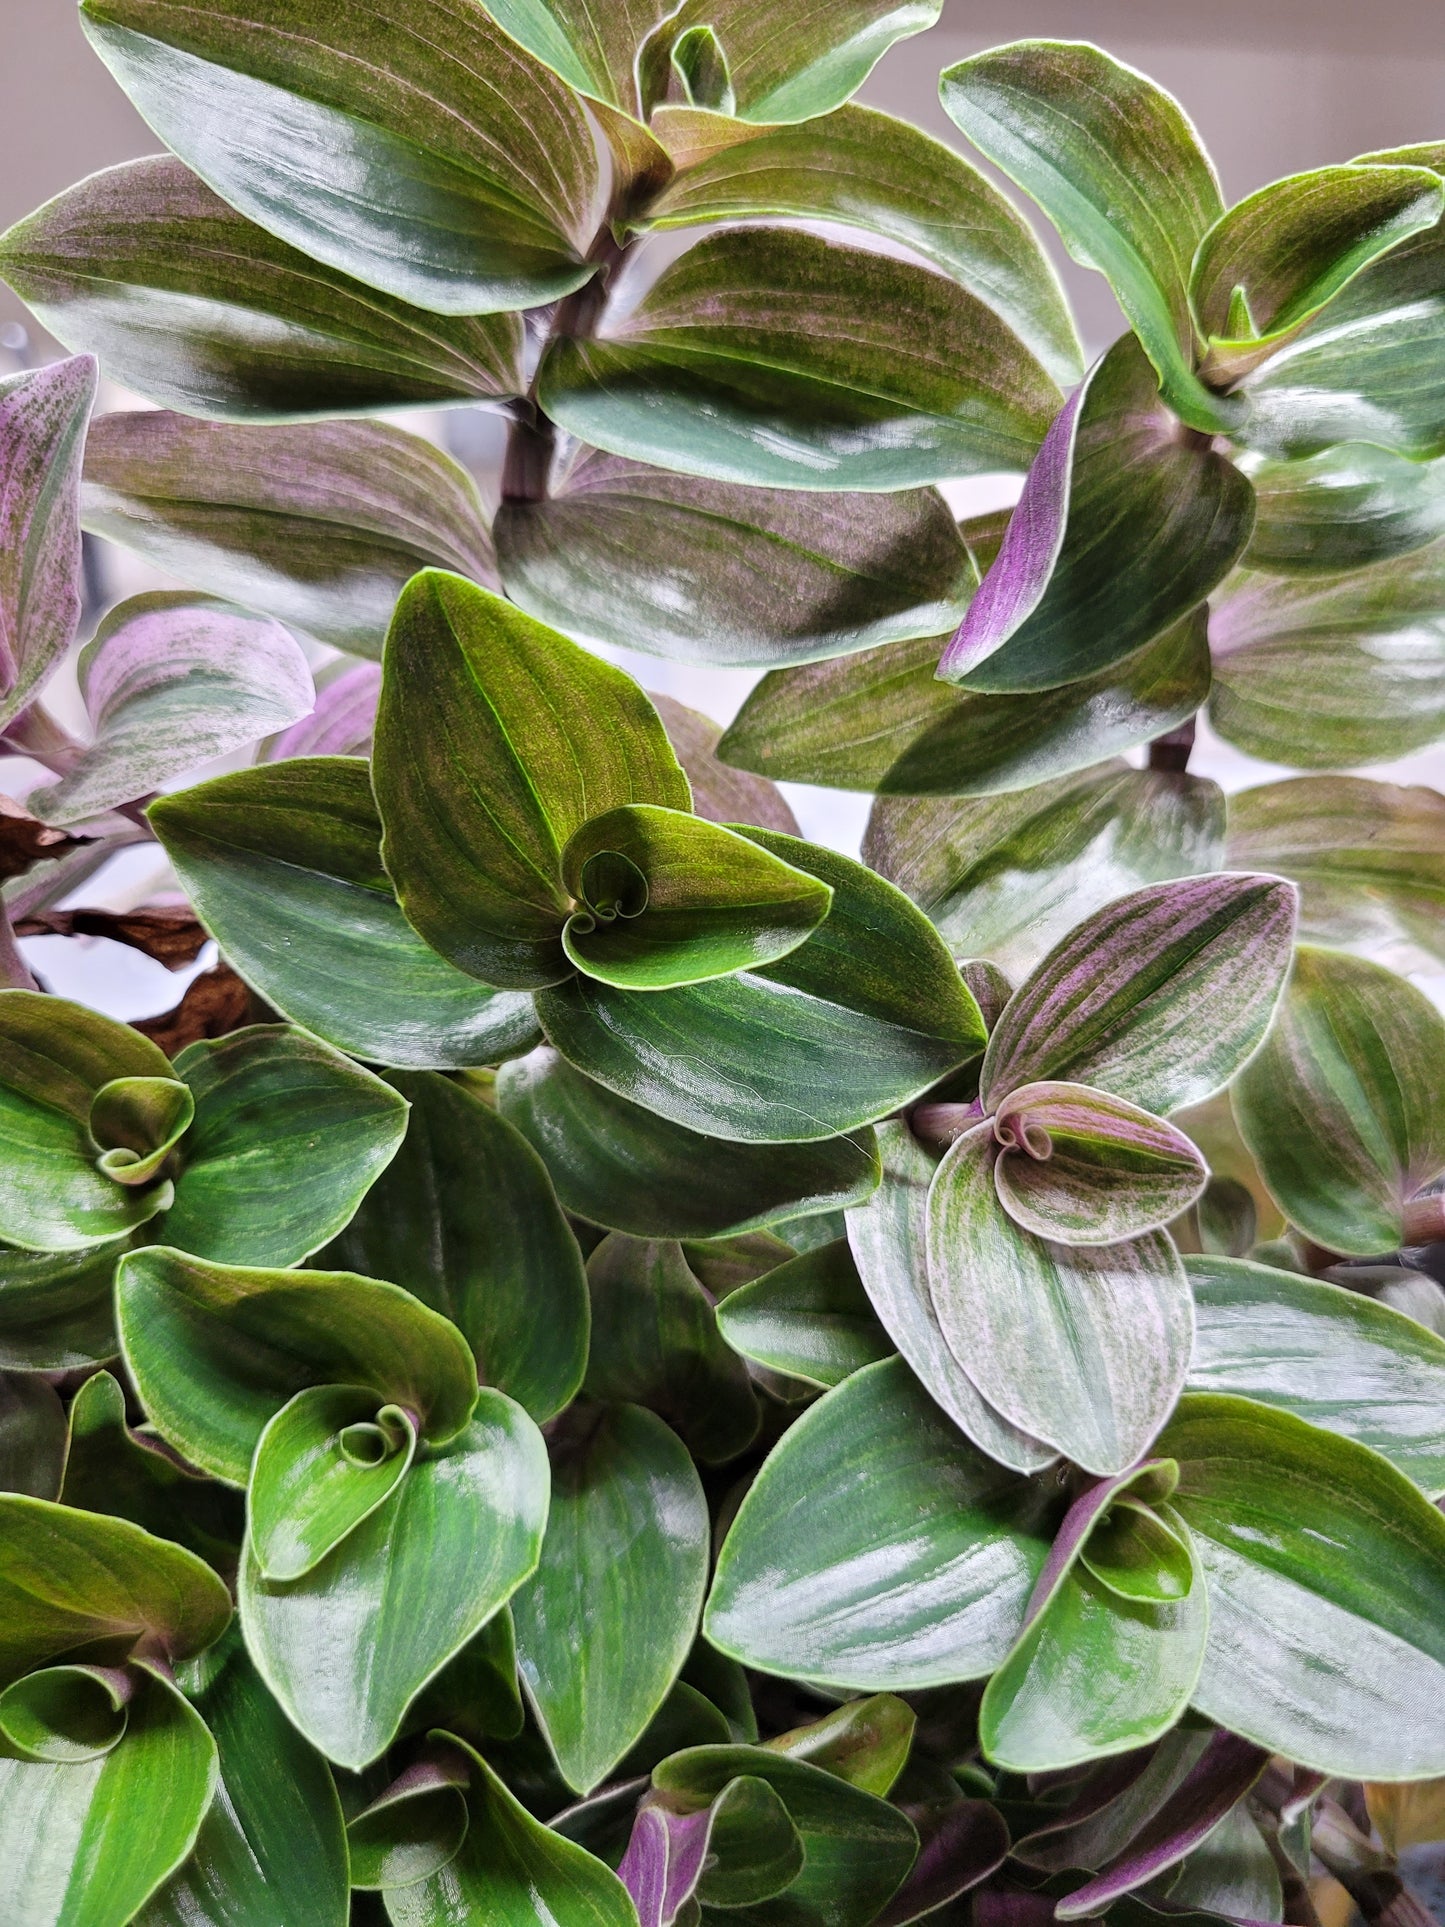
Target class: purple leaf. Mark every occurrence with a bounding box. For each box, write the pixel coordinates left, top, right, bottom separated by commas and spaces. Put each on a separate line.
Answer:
617, 1800, 714, 1927
875, 1798, 1009, 1926
265, 660, 381, 761
0, 355, 96, 724
975, 1886, 1061, 1927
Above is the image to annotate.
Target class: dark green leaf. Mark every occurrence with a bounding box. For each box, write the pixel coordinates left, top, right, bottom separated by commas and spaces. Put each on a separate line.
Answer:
693, 1774, 806, 1909
0, 1371, 66, 1499
670, 0, 943, 123
0, 1243, 122, 1371
150, 760, 541, 1071
402, 1608, 525, 1750
650, 695, 799, 836
0, 159, 523, 419
715, 1239, 892, 1390
1244, 442, 1445, 575
347, 1749, 470, 1891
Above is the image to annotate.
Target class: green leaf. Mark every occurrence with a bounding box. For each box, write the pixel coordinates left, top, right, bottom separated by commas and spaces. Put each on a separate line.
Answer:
584, 1236, 759, 1463
1208, 548, 1445, 766
647, 101, 1082, 387
498, 1047, 880, 1238
690, 1774, 806, 1909
650, 694, 799, 837
0, 1371, 67, 1499
1159, 1392, 1445, 1778
82, 411, 497, 658
240, 1392, 547, 1769
706, 1356, 1052, 1690
1243, 442, 1445, 575
0, 1664, 132, 1764
28, 592, 314, 828
346, 1746, 470, 1891
139, 1634, 349, 1927
981, 874, 1298, 1118
90, 1075, 194, 1187
0, 1664, 218, 1927
248, 1385, 417, 1581
940, 41, 1231, 432
150, 760, 541, 1071
0, 158, 523, 420
386, 1740, 638, 1927
1233, 946, 1445, 1255
715, 1239, 892, 1391
79, 0, 600, 314
478, 0, 677, 114
1192, 165, 1442, 377
763, 1694, 915, 1798
1225, 775, 1445, 968
116, 1246, 480, 1484
513, 1402, 709, 1793
719, 607, 1211, 797
560, 806, 831, 990
926, 1125, 1194, 1475
402, 1608, 525, 1750
0, 991, 176, 1251
1185, 1254, 1445, 1496
161, 1026, 407, 1266
538, 226, 1061, 492
670, 0, 943, 124
495, 449, 976, 670
845, 1121, 1056, 1473
373, 572, 690, 990
323, 1071, 587, 1425
865, 763, 1225, 982
941, 335, 1254, 693
538, 831, 985, 1143
0, 1494, 232, 1683
0, 1242, 122, 1371
652, 1744, 918, 1927
1167, 1802, 1284, 1924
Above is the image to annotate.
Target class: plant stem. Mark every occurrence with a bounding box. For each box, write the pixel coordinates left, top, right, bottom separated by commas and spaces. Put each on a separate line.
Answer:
1403, 1194, 1445, 1245
1148, 718, 1196, 773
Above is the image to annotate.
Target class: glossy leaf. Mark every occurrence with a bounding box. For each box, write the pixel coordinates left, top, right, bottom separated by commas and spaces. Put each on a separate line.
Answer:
0, 159, 523, 419
940, 41, 1230, 431
1164, 1802, 1284, 1923
0, 355, 95, 730
29, 593, 313, 827
324, 1071, 587, 1425
479, 0, 676, 115
1244, 442, 1445, 575
715, 1238, 893, 1390
498, 1047, 881, 1239
650, 695, 798, 836
875, 1798, 1009, 1927
163, 1026, 407, 1266
0, 1241, 123, 1369
1208, 547, 1445, 766
495, 449, 975, 669
346, 1750, 470, 1891
584, 1236, 759, 1464
116, 1246, 479, 1484
512, 1402, 709, 1793
981, 874, 1298, 1117
926, 1125, 1194, 1475
719, 607, 1211, 797
402, 1608, 525, 1751
763, 1694, 914, 1798
1234, 946, 1445, 1254
373, 571, 689, 990
539, 226, 1060, 492
0, 1371, 66, 1499
940, 335, 1254, 692
617, 1799, 713, 1926
538, 832, 985, 1143
669, 0, 943, 124
151, 759, 541, 1071
1160, 1393, 1445, 1779
248, 1385, 417, 1582
80, 0, 600, 314
82, 411, 497, 657
865, 763, 1225, 981
240, 1393, 548, 1769
845, 1121, 1056, 1474
706, 1356, 1051, 1689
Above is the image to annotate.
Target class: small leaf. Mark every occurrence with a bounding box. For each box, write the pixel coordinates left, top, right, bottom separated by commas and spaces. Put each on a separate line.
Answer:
82, 410, 496, 658
248, 1385, 417, 1582
150, 759, 541, 1071
875, 1798, 1009, 1927
538, 226, 1060, 492
347, 1748, 470, 1891
29, 593, 314, 827
981, 874, 1298, 1117
715, 1238, 893, 1390
0, 1243, 123, 1371
0, 158, 523, 420
0, 1371, 67, 1499
1244, 442, 1445, 575
763, 1694, 915, 1798
1235, 946, 1445, 1254
498, 1047, 881, 1239
669, 0, 943, 124
1164, 1801, 1284, 1923
0, 355, 95, 729
90, 1076, 194, 1187
705, 1357, 1052, 1690
650, 694, 798, 835
373, 572, 690, 990
116, 1245, 480, 1484
0, 1663, 131, 1765
927, 1125, 1194, 1475
264, 659, 378, 761
240, 1393, 548, 1769
512, 1402, 709, 1793
617, 1799, 715, 1927
479, 0, 678, 115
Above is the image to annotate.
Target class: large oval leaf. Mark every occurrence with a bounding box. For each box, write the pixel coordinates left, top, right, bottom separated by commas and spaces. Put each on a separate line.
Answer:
1233, 946, 1445, 1255
151, 759, 541, 1071
82, 411, 497, 657
240, 1393, 548, 1769
512, 1402, 709, 1794
538, 226, 1060, 491
498, 1046, 880, 1238
1159, 1393, 1445, 1778
0, 159, 523, 419
706, 1357, 1052, 1689
80, 0, 600, 313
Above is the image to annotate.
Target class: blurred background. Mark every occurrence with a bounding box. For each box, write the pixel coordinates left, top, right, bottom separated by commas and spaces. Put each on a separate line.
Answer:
4, 0, 1445, 1017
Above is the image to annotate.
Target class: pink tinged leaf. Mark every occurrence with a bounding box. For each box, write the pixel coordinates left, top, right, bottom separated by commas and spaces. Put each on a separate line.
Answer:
875, 1798, 1009, 1927
938, 381, 1084, 683
618, 1801, 714, 1927
974, 1888, 1061, 1927
266, 660, 381, 761
0, 355, 96, 717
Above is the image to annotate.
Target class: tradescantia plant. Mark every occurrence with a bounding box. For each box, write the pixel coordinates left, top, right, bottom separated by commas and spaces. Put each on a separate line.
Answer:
4, 8, 1445, 1927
